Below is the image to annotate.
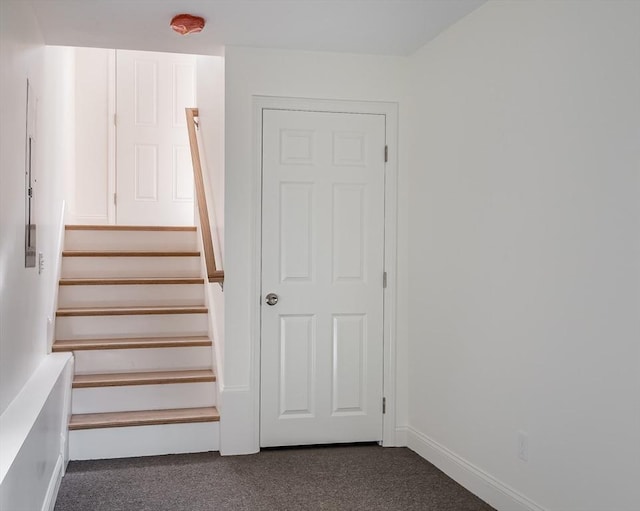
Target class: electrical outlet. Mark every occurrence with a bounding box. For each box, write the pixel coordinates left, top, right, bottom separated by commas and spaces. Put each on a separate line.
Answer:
517, 430, 529, 462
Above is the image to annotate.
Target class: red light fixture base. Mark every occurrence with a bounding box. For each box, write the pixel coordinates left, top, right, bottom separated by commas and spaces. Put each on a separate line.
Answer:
170, 14, 205, 35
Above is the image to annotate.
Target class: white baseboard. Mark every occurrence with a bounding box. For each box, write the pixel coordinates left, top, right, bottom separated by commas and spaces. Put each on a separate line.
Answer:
41, 454, 63, 511
406, 427, 547, 511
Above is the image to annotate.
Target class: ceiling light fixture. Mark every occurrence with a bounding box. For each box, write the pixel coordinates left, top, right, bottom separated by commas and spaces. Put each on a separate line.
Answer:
170, 14, 206, 35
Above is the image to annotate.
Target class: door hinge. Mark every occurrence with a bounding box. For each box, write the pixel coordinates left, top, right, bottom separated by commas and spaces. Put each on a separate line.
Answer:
382, 397, 386, 414
384, 145, 388, 163
113, 193, 117, 206
383, 271, 387, 288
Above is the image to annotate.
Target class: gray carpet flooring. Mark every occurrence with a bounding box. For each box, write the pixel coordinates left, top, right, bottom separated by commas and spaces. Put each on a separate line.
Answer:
54, 445, 495, 511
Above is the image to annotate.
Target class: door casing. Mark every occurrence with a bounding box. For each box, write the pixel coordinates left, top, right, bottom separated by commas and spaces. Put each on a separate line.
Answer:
250, 96, 399, 448
106, 49, 196, 225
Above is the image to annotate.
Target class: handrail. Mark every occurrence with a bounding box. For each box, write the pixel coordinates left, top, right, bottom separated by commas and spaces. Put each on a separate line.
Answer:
185, 107, 224, 284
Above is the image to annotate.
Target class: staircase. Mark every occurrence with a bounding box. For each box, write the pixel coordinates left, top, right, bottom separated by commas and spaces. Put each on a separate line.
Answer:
53, 225, 220, 460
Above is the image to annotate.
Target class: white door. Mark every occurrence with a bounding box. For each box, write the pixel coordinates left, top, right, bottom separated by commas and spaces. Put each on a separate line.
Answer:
260, 109, 386, 447
116, 50, 196, 225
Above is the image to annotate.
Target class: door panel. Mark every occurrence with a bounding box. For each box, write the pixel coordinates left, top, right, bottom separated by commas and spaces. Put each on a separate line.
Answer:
279, 314, 316, 417
332, 313, 366, 415
260, 109, 386, 447
116, 50, 195, 225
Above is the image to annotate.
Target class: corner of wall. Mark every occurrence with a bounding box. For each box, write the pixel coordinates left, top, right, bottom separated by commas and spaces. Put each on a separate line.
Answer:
406, 427, 547, 511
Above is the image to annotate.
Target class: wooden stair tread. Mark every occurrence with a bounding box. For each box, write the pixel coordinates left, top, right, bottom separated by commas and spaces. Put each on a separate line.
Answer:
59, 277, 205, 285
56, 305, 207, 317
73, 369, 216, 388
52, 336, 211, 351
69, 407, 219, 430
66, 225, 196, 232
62, 250, 200, 257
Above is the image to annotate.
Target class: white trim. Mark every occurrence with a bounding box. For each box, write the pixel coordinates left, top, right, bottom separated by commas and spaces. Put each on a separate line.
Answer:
47, 201, 66, 353
205, 282, 223, 394
195, 219, 224, 407
394, 426, 408, 446
380, 102, 399, 447
251, 95, 399, 449
61, 357, 74, 473
107, 49, 117, 225
250, 96, 264, 452
219, 386, 258, 455
41, 454, 64, 511
221, 384, 251, 393
406, 427, 548, 511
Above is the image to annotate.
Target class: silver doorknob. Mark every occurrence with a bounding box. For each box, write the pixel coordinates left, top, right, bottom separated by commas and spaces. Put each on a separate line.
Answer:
265, 293, 279, 306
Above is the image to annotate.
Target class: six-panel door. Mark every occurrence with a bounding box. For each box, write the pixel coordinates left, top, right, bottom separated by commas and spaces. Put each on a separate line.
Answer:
260, 109, 386, 447
116, 50, 196, 225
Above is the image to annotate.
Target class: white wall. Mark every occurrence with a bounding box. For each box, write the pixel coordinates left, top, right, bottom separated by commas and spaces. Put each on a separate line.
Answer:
73, 47, 112, 224
224, 46, 410, 454
406, 1, 640, 510
0, 2, 74, 415
40, 45, 76, 353
197, 56, 225, 259
0, 3, 76, 510
195, 55, 226, 393
0, 0, 46, 414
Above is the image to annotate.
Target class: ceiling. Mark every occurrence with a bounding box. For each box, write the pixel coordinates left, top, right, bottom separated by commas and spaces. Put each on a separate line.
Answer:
30, 0, 486, 57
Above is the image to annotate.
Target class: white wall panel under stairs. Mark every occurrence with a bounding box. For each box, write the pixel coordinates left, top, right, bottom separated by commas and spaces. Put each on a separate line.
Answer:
53, 225, 220, 459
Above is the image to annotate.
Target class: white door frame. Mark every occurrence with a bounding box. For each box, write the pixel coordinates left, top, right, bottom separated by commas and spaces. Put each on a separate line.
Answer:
250, 96, 399, 448
107, 49, 116, 224
106, 49, 197, 225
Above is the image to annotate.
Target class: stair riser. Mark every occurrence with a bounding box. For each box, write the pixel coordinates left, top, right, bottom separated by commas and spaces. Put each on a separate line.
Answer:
65, 230, 198, 251
73, 347, 214, 374
62, 256, 201, 278
58, 284, 205, 308
56, 313, 208, 340
53, 337, 212, 352
69, 422, 219, 460
72, 382, 216, 414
